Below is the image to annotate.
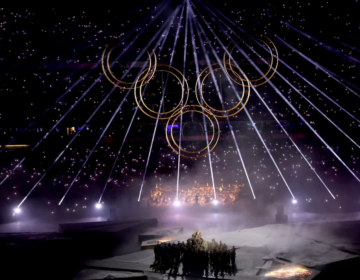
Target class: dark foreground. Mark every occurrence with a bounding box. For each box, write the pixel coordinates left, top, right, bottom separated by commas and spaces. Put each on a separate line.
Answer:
1, 205, 360, 280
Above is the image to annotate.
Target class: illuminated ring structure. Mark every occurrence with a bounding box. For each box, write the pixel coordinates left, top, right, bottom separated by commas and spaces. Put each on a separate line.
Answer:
134, 64, 189, 120
166, 105, 220, 159
195, 62, 251, 118
101, 35, 277, 158
224, 35, 279, 88
101, 43, 157, 90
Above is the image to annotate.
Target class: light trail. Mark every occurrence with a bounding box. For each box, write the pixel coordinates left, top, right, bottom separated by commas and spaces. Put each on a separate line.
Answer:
196, 2, 336, 198
251, 85, 336, 198
272, 50, 360, 125
58, 89, 131, 205
191, 2, 296, 199
201, 2, 360, 183
188, 0, 216, 199
16, 7, 179, 208
203, 3, 360, 144
220, 33, 337, 197
249, 60, 360, 183
201, 0, 360, 123
0, 4, 173, 156
274, 67, 360, 149
98, 109, 137, 203
64, 6, 182, 205
1, 3, 167, 155
274, 35, 360, 96
176, 3, 189, 200
249, 3, 360, 67
0, 31, 108, 155
138, 5, 183, 202
0, 12, 158, 154
0, 3, 171, 156
225, 0, 360, 96
189, 4, 256, 199
0, 2, 171, 187
17, 87, 116, 208
193, 3, 256, 199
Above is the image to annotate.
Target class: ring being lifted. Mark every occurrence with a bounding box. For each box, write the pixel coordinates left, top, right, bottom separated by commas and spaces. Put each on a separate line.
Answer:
101, 43, 157, 90
224, 35, 278, 88
134, 64, 189, 120
195, 63, 250, 118
165, 105, 220, 159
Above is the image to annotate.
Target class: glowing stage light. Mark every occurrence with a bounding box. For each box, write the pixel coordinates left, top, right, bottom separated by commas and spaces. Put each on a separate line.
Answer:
188, 13, 217, 200
137, 7, 183, 202
14, 208, 21, 214
213, 200, 219, 206
174, 200, 181, 207
292, 199, 298, 204
95, 203, 102, 209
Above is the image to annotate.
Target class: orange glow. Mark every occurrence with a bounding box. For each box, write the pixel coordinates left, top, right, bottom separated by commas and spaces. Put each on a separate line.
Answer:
150, 183, 244, 206
265, 266, 312, 279
158, 239, 171, 243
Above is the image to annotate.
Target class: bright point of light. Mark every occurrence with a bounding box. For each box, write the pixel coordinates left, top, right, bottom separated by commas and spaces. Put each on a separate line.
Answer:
213, 200, 219, 205
292, 199, 298, 204
173, 200, 180, 207
14, 208, 21, 214
95, 203, 102, 209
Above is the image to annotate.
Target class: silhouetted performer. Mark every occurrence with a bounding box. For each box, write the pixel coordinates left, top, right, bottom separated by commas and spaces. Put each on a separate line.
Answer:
195, 194, 199, 204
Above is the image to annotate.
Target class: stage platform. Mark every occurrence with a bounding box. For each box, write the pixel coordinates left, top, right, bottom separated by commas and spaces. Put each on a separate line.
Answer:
138, 226, 183, 242
66, 217, 360, 279
59, 219, 158, 236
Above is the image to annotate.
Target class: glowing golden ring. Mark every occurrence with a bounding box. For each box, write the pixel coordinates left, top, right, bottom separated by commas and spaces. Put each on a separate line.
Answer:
170, 110, 215, 154
165, 105, 220, 159
139, 65, 189, 117
199, 65, 250, 116
101, 43, 156, 90
107, 45, 153, 85
227, 37, 273, 83
195, 63, 251, 118
224, 35, 278, 88
134, 65, 189, 120
197, 63, 245, 113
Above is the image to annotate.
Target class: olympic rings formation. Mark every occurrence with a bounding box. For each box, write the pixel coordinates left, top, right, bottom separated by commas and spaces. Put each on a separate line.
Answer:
101, 35, 278, 158
165, 105, 220, 159
134, 64, 190, 120
194, 62, 251, 118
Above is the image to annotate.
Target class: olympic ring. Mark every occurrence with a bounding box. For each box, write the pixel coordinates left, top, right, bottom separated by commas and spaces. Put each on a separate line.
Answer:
194, 62, 251, 118
224, 35, 278, 88
101, 35, 277, 158
101, 43, 156, 90
165, 105, 220, 159
134, 64, 189, 120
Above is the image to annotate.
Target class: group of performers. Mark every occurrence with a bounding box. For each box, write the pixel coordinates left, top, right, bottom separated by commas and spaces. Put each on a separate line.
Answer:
151, 231, 238, 277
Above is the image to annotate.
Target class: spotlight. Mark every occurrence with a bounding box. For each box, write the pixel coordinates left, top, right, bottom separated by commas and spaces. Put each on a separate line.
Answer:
292, 199, 298, 204
173, 200, 180, 207
95, 203, 102, 209
213, 200, 219, 206
14, 208, 21, 214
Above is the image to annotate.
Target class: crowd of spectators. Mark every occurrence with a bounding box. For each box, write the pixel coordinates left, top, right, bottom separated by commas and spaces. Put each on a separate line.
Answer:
0, 1, 359, 219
